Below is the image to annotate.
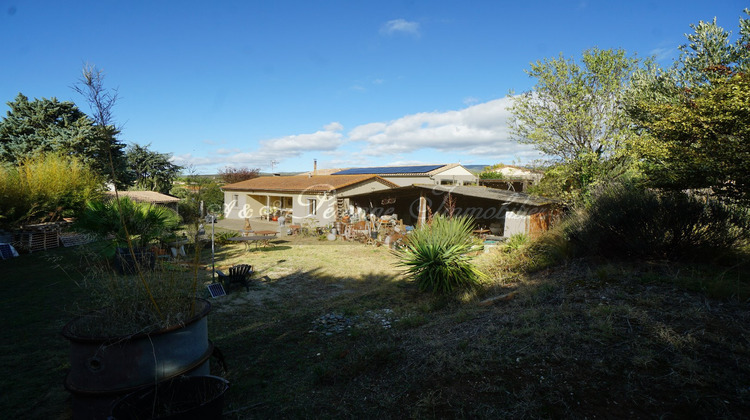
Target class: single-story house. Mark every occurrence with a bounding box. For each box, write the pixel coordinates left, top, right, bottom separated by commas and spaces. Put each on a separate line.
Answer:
332, 163, 477, 187
346, 184, 560, 237
222, 174, 399, 226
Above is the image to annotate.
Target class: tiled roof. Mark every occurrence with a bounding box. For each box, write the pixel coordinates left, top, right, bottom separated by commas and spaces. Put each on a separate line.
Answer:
222, 174, 398, 192
105, 190, 180, 203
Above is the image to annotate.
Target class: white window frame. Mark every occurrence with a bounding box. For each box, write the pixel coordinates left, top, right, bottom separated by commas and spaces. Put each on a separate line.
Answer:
308, 198, 317, 216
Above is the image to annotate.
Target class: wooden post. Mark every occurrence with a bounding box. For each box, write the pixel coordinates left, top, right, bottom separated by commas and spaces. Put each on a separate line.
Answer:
418, 193, 427, 226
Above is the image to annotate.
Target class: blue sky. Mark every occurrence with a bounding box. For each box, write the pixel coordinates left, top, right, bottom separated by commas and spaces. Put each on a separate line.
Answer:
1, 1, 747, 174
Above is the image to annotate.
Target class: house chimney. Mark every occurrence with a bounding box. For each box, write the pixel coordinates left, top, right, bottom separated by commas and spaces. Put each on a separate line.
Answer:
314, 159, 317, 176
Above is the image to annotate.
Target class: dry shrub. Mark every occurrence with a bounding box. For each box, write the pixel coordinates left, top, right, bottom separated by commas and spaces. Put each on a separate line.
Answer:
565, 184, 750, 263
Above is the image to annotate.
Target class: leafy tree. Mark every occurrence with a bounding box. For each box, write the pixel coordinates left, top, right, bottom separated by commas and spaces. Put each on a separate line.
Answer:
171, 171, 224, 224
508, 48, 644, 202
218, 166, 260, 184
0, 153, 103, 228
625, 9, 750, 203
0, 95, 99, 164
478, 164, 505, 179
125, 144, 182, 194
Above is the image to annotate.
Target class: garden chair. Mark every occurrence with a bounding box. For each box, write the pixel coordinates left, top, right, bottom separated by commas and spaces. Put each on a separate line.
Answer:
216, 264, 253, 292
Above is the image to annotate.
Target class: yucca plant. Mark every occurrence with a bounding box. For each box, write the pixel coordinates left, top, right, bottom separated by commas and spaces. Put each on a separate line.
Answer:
395, 214, 484, 294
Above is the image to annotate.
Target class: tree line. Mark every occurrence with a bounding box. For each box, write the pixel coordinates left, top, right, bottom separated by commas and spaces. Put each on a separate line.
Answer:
509, 9, 749, 206
0, 65, 259, 229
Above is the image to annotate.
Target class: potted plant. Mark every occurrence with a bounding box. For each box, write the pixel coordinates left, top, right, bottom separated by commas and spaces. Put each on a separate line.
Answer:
64, 197, 220, 419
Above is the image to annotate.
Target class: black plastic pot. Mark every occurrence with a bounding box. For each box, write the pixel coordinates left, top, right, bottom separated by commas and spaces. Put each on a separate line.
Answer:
110, 375, 229, 420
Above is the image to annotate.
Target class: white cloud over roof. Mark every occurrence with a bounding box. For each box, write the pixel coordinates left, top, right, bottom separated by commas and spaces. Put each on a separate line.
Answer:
176, 97, 541, 171
348, 97, 535, 159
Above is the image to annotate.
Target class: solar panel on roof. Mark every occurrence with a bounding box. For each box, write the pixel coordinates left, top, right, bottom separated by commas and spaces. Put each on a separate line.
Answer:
334, 165, 443, 175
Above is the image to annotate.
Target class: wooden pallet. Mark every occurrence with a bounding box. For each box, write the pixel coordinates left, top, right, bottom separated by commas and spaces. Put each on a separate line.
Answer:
13, 225, 61, 253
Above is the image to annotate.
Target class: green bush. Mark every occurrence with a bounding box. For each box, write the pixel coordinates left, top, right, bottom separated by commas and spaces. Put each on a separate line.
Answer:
395, 214, 484, 294
215, 230, 240, 245
171, 176, 224, 224
479, 229, 571, 280
504, 233, 530, 253
564, 183, 750, 262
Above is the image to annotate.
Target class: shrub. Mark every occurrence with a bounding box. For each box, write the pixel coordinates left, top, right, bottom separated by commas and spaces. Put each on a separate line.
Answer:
215, 230, 240, 245
0, 153, 103, 228
504, 233, 530, 253
479, 229, 571, 280
395, 214, 484, 294
564, 183, 750, 262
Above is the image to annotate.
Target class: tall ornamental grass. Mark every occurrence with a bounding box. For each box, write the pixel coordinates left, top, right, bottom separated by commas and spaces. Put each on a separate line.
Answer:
395, 214, 484, 294
0, 153, 102, 228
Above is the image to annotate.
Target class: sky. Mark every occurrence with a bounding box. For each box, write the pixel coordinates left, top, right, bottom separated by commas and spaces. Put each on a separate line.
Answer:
1, 1, 747, 174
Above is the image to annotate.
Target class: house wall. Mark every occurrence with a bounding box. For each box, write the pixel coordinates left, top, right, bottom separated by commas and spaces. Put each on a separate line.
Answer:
432, 166, 477, 186
223, 192, 294, 219
380, 176, 431, 187
291, 193, 337, 227
248, 194, 272, 218
503, 207, 560, 237
378, 169, 475, 186
223, 192, 244, 219
224, 180, 396, 225
337, 182, 393, 197
503, 210, 530, 237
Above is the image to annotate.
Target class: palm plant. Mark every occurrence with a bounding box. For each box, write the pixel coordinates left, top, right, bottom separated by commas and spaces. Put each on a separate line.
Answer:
75, 197, 180, 252
395, 214, 484, 294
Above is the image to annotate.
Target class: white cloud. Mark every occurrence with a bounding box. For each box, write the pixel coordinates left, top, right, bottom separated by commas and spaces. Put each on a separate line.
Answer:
171, 123, 347, 171
324, 121, 344, 132
346, 97, 537, 161
380, 19, 420, 36
259, 123, 344, 154
178, 99, 542, 172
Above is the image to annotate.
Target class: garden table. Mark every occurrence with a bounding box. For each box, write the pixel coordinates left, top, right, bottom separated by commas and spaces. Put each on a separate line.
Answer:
228, 235, 275, 251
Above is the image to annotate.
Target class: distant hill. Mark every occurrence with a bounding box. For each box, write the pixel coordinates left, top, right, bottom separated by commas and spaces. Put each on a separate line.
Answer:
462, 164, 491, 174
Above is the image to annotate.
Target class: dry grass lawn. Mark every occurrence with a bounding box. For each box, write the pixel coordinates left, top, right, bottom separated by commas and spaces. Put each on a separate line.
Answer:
1, 234, 749, 418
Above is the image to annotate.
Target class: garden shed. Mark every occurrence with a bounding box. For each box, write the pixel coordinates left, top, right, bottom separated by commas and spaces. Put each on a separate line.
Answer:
347, 184, 560, 237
